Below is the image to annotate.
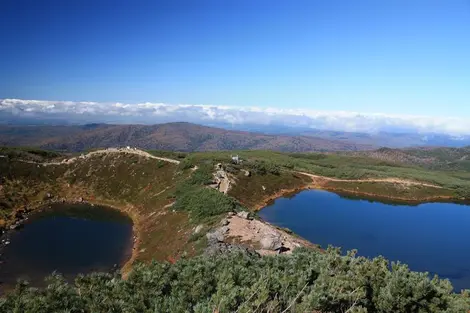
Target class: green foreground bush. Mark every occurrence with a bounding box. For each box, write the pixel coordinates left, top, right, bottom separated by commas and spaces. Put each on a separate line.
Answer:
1, 248, 469, 313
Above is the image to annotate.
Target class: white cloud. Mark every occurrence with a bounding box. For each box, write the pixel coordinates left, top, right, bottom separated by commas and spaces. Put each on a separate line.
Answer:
1, 98, 470, 135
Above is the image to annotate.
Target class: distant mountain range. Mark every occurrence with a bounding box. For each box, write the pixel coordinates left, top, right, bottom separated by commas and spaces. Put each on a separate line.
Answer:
1, 122, 469, 153
208, 123, 470, 148
0, 122, 373, 152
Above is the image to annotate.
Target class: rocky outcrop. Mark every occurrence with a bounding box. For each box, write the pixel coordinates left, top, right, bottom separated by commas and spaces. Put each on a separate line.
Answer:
206, 226, 229, 243
194, 224, 204, 234
204, 211, 309, 258
260, 234, 283, 251
236, 211, 251, 219
204, 241, 259, 257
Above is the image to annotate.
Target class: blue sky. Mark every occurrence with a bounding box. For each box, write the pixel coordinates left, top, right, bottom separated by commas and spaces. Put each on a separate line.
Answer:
1, 0, 470, 117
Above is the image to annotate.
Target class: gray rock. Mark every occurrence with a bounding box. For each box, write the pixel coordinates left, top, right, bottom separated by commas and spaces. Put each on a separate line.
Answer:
219, 226, 229, 234
194, 224, 204, 234
206, 230, 225, 243
260, 234, 283, 251
237, 211, 250, 219
220, 218, 229, 226
205, 241, 259, 257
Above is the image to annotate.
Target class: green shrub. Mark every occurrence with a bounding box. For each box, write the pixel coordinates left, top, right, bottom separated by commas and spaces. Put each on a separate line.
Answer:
248, 160, 281, 175
186, 164, 213, 186
179, 159, 195, 170
173, 187, 242, 222
1, 248, 468, 313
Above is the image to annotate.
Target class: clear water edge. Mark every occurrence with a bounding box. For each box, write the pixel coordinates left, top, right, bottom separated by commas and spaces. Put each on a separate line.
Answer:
259, 189, 470, 291
0, 203, 133, 292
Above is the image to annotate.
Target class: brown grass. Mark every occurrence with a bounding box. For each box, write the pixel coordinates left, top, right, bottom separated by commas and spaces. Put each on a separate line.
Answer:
0, 153, 197, 268
228, 171, 311, 210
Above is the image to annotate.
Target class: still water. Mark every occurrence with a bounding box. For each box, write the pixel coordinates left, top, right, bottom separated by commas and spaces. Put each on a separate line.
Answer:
0, 203, 133, 291
259, 189, 470, 291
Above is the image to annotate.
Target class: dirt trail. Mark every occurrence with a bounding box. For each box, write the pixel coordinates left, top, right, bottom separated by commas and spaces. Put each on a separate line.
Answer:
218, 177, 231, 194
18, 148, 181, 166
295, 171, 443, 189
211, 165, 232, 194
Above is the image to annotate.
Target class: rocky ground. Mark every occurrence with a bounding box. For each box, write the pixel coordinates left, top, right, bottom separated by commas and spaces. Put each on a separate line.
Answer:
209, 163, 233, 194
204, 211, 314, 256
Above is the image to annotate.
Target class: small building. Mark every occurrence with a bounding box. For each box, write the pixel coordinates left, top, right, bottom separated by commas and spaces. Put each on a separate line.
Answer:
231, 155, 240, 164
126, 146, 131, 150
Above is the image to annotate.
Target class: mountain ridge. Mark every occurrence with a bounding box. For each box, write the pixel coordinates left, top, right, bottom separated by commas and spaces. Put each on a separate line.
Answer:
0, 122, 374, 152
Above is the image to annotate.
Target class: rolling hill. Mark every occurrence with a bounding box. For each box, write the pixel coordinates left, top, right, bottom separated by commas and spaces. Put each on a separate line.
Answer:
351, 146, 470, 171
1, 147, 470, 311
0, 122, 373, 152
210, 122, 470, 148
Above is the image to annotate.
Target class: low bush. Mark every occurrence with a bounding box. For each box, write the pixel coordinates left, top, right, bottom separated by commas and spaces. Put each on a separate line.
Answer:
248, 160, 281, 176
1, 248, 469, 313
173, 187, 242, 222
173, 164, 243, 222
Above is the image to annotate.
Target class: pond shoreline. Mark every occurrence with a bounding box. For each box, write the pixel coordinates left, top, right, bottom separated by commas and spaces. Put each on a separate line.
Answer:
0, 198, 140, 279
252, 180, 464, 211
257, 188, 470, 291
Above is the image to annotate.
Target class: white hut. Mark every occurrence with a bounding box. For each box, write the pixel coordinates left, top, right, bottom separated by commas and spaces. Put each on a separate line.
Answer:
231, 155, 240, 164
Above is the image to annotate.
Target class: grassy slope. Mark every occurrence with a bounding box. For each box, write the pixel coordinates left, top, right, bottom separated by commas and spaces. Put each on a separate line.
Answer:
324, 181, 456, 203
229, 171, 312, 209
182, 150, 468, 203
1, 147, 469, 267
3, 147, 470, 310
0, 151, 198, 267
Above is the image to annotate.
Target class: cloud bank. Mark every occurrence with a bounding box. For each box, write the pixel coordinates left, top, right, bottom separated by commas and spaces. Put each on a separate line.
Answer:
1, 98, 469, 136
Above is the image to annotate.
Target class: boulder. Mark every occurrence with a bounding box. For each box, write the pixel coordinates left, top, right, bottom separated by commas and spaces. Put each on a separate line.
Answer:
260, 234, 283, 251
205, 241, 259, 257
206, 230, 225, 243
220, 218, 229, 226
194, 224, 204, 234
237, 211, 250, 219
219, 226, 229, 234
